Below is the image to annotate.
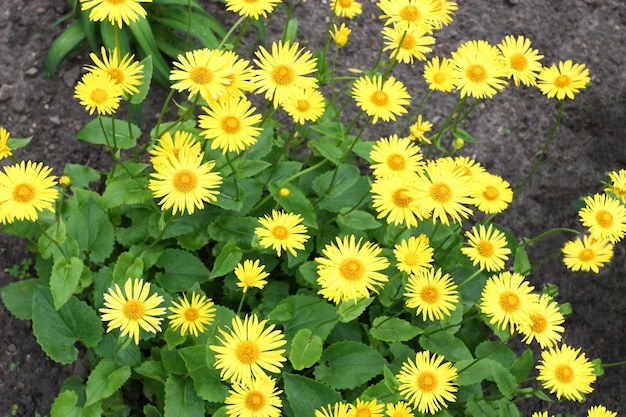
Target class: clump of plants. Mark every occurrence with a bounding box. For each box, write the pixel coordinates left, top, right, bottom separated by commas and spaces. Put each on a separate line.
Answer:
1, 1, 625, 417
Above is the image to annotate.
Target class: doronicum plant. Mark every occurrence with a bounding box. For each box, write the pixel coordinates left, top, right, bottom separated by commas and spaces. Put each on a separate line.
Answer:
1, 1, 625, 417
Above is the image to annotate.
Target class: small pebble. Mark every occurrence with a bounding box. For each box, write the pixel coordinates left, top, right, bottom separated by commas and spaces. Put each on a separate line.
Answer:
50, 116, 61, 125
25, 67, 38, 76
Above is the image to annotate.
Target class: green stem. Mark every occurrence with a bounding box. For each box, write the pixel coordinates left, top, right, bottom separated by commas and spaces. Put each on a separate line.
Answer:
457, 268, 483, 288
427, 96, 466, 158
226, 153, 240, 201
218, 15, 247, 50
236, 291, 247, 315
517, 227, 580, 249
601, 360, 626, 368
36, 222, 70, 261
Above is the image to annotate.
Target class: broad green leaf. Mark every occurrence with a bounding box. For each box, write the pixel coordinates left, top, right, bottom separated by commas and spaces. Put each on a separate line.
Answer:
269, 182, 318, 229
164, 374, 205, 417
94, 333, 141, 367
64, 164, 101, 189
76, 117, 141, 149
179, 345, 229, 403
134, 360, 166, 383
213, 177, 245, 212
207, 216, 258, 248
337, 210, 381, 231
130, 55, 153, 104
127, 16, 171, 85
102, 177, 152, 208
488, 359, 517, 399
312, 164, 360, 199
465, 395, 497, 417
209, 241, 243, 279
513, 245, 531, 275
0, 278, 39, 320
113, 251, 144, 284
496, 398, 521, 417
156, 249, 211, 291
318, 175, 371, 213
46, 20, 85, 76
230, 160, 271, 179
67, 190, 115, 263
336, 297, 373, 323
283, 17, 298, 42
268, 294, 338, 342
290, 328, 324, 370
419, 326, 473, 361
259, 160, 303, 184
50, 390, 103, 417
509, 348, 534, 382
283, 373, 341, 417
50, 257, 84, 310
370, 316, 422, 342
85, 359, 131, 406
7, 136, 33, 150
314, 341, 386, 390
475, 340, 516, 368
309, 136, 344, 165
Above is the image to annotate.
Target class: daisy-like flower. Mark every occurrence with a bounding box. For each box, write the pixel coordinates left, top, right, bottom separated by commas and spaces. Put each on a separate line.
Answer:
385, 401, 414, 417
99, 278, 166, 345
235, 259, 269, 292
170, 48, 232, 101
253, 40, 318, 108
0, 127, 13, 160
480, 271, 538, 334
429, 0, 457, 29
461, 224, 511, 272
221, 51, 255, 101
382, 26, 435, 64
408, 114, 433, 143
330, 23, 352, 48
536, 344, 597, 401
0, 161, 58, 224
225, 0, 280, 19
316, 235, 390, 304
316, 402, 352, 417
377, 0, 438, 31
451, 40, 508, 99
394, 235, 434, 275
225, 376, 283, 417
518, 294, 565, 349
168, 292, 216, 337
578, 193, 626, 243
404, 267, 459, 321
604, 169, 626, 203
587, 405, 617, 417
409, 159, 474, 226
86, 47, 144, 95
255, 210, 309, 256
470, 173, 513, 214
349, 398, 384, 417
330, 0, 362, 18
536, 60, 590, 100
497, 35, 544, 87
198, 96, 262, 154
423, 57, 456, 92
452, 156, 487, 181
371, 175, 428, 228
282, 88, 326, 124
80, 0, 151, 28
149, 130, 202, 165
210, 314, 287, 384
562, 235, 614, 273
352, 75, 411, 124
396, 350, 458, 414
148, 149, 223, 215
369, 134, 424, 180
74, 72, 123, 115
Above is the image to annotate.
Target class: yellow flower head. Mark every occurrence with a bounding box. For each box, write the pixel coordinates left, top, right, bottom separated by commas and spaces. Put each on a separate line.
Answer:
349, 398, 385, 417
497, 35, 544, 87
225, 376, 283, 417
0, 127, 13, 160
562, 235, 614, 273
587, 405, 617, 417
220, 51, 256, 101
429, 0, 457, 29
168, 292, 216, 337
536, 344, 597, 401
537, 60, 590, 100
382, 26, 435, 64
255, 210, 309, 257
604, 169, 626, 203
170, 48, 232, 101
377, 0, 438, 31
408, 114, 433, 143
451, 40, 508, 99
149, 130, 202, 166
470, 173, 513, 214
235, 259, 270, 292
461, 224, 511, 272
99, 278, 166, 344
578, 193, 626, 243
352, 75, 411, 124
394, 235, 434, 275
86, 47, 144, 95
316, 235, 390, 304
59, 175, 71, 187
404, 267, 459, 321
330, 23, 352, 48
282, 88, 326, 124
369, 134, 424, 180
371, 175, 429, 228
423, 57, 456, 92
80, 0, 151, 28
0, 161, 58, 224
74, 72, 124, 115
315, 402, 352, 417
385, 401, 415, 417
331, 0, 362, 18
225, 0, 281, 19
518, 294, 565, 349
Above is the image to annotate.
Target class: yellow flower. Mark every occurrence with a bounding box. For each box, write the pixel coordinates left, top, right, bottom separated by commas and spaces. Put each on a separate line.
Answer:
537, 60, 590, 100
480, 271, 538, 334
578, 193, 626, 243
497, 35, 544, 87
315, 402, 352, 417
518, 294, 565, 349
452, 156, 487, 181
587, 405, 617, 417
604, 169, 626, 203
536, 344, 597, 401
377, 0, 438, 31
168, 292, 215, 337
461, 224, 511, 272
235, 259, 269, 292
394, 235, 434, 275
408, 114, 433, 143
80, 0, 151, 28
170, 48, 232, 101
371, 175, 429, 228
99, 278, 166, 345
470, 173, 513, 214
149, 130, 202, 166
404, 267, 459, 321
352, 75, 411, 124
369, 134, 424, 180
253, 40, 318, 108
210, 314, 287, 384
59, 175, 71, 187
0, 127, 13, 160
198, 96, 263, 154
429, 0, 457, 29
148, 149, 222, 215
382, 26, 435, 64
255, 210, 309, 257
225, 0, 280, 19
330, 0, 362, 18
282, 88, 326, 124
74, 72, 123, 115
423, 57, 456, 92
348, 398, 384, 417
316, 235, 390, 304
330, 23, 352, 47
225, 376, 283, 417
385, 401, 414, 417
396, 350, 458, 414
451, 40, 508, 99
0, 161, 58, 224
86, 47, 144, 95
221, 51, 256, 100
562, 235, 614, 273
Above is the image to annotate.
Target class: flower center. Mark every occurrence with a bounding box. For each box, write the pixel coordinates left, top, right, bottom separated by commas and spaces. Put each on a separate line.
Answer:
184, 307, 199, 321
221, 116, 242, 134
173, 169, 198, 193
476, 240, 495, 257
90, 88, 108, 104
466, 64, 487, 83
12, 183, 35, 203
416, 371, 437, 392
499, 291, 520, 312
123, 300, 145, 320
392, 188, 413, 207
107, 68, 125, 84
370, 91, 390, 107
578, 248, 595, 262
386, 153, 406, 171
339, 258, 365, 281
483, 186, 500, 201
271, 225, 289, 240
271, 64, 295, 86
190, 67, 213, 85
399, 5, 420, 22
555, 364, 574, 383
235, 341, 260, 364
296, 99, 310, 112
403, 252, 419, 267
401, 34, 417, 50
338, 0, 352, 7
509, 53, 528, 71
554, 74, 571, 88
595, 210, 614, 228
430, 182, 452, 203
529, 313, 548, 333
245, 391, 265, 411
433, 72, 446, 84
421, 285, 440, 303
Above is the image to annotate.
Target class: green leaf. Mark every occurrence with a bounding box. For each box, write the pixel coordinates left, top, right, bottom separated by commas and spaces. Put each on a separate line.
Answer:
269, 182, 318, 229
50, 390, 103, 417
164, 374, 205, 417
370, 316, 423, 342
475, 340, 516, 368
453, 127, 478, 144
127, 17, 171, 85
232, 160, 272, 179
76, 117, 141, 149
32, 287, 103, 364
67, 190, 115, 263
309, 136, 344, 165
209, 241, 243, 279
496, 398, 521, 417
283, 373, 341, 417
134, 360, 166, 383
46, 20, 85, 76
207, 216, 258, 249
268, 294, 338, 342
314, 341, 386, 389
7, 136, 33, 150
290, 328, 324, 371
488, 360, 517, 399
156, 249, 211, 291
513, 246, 531, 275
336, 297, 373, 323
465, 395, 497, 417
85, 359, 131, 406
337, 210, 381, 231
318, 176, 371, 213
179, 345, 229, 403
0, 279, 39, 320
312, 164, 360, 199
50, 257, 84, 310
130, 55, 153, 104
283, 17, 299, 42
102, 177, 152, 208
509, 348, 534, 382
113, 251, 144, 284
64, 164, 101, 189
419, 327, 473, 361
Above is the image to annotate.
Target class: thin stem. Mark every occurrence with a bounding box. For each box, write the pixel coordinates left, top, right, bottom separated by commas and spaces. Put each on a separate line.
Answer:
517, 227, 580, 249
236, 291, 247, 315
226, 153, 240, 201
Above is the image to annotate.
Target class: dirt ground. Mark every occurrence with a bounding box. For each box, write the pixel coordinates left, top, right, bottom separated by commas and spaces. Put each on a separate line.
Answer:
1, 0, 625, 415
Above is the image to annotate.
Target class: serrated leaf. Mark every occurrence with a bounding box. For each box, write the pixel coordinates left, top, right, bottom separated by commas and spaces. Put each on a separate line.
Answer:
102, 177, 152, 208
179, 345, 229, 403
76, 117, 141, 149
314, 341, 386, 390
337, 210, 381, 231
164, 374, 205, 417
283, 373, 341, 417
207, 216, 258, 248
50, 390, 103, 417
336, 297, 373, 323
85, 359, 131, 406
64, 164, 101, 189
67, 190, 115, 263
113, 251, 144, 284
0, 278, 39, 320
290, 328, 324, 370
419, 327, 473, 361
312, 164, 360, 199
465, 395, 497, 417
370, 316, 422, 342
514, 246, 531, 275
156, 249, 211, 291
50, 257, 84, 310
268, 294, 338, 342
209, 241, 242, 279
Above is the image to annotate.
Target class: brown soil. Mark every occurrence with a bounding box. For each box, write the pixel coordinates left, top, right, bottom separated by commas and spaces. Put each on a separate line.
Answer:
1, 0, 625, 415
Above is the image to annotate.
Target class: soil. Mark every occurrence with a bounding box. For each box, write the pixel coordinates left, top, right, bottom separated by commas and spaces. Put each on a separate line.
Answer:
1, 0, 625, 416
